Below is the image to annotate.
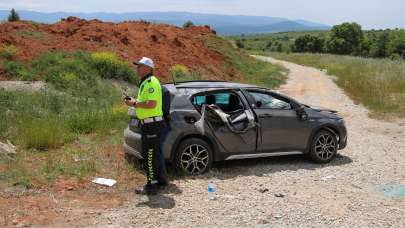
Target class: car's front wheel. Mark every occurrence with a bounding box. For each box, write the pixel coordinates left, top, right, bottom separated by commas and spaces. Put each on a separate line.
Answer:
309, 130, 338, 163
175, 138, 213, 175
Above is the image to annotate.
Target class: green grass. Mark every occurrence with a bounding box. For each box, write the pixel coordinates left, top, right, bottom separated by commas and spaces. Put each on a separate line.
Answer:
228, 31, 328, 53
262, 52, 405, 118
205, 35, 287, 89
0, 86, 129, 150
0, 87, 131, 187
0, 50, 140, 188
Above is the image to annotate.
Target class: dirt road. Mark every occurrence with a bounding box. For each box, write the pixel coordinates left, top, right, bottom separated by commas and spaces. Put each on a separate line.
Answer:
64, 56, 405, 227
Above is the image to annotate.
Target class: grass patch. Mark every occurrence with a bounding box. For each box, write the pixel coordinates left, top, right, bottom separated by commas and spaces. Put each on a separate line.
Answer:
3, 61, 33, 80
0, 132, 135, 187
0, 85, 129, 150
0, 50, 140, 188
205, 35, 287, 89
263, 52, 405, 117
17, 117, 73, 150
0, 44, 18, 60
14, 30, 50, 41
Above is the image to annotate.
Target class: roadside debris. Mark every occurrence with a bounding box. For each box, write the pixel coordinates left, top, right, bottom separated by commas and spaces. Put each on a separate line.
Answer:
274, 193, 286, 198
376, 184, 405, 198
258, 188, 269, 193
195, 104, 207, 135
73, 156, 88, 162
0, 140, 16, 160
320, 175, 336, 181
92, 178, 117, 187
208, 182, 216, 200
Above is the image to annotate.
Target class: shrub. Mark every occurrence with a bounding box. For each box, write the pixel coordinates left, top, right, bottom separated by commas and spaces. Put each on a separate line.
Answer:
171, 64, 189, 78
0, 44, 18, 60
183, 20, 194, 29
32, 52, 97, 89
32, 51, 138, 88
3, 61, 33, 80
294, 35, 324, 53
90, 52, 137, 83
235, 39, 245, 49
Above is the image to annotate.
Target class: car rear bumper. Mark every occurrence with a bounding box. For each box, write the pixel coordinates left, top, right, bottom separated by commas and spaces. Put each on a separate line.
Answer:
123, 127, 143, 159
123, 142, 143, 159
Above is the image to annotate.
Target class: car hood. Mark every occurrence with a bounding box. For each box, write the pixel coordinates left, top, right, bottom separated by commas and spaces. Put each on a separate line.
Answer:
309, 105, 338, 114
304, 105, 341, 119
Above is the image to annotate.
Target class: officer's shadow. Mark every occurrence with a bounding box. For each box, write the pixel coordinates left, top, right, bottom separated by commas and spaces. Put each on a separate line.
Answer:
135, 184, 182, 209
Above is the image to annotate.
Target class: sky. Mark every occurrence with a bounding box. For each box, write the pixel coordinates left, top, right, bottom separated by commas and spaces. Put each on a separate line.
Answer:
0, 0, 404, 29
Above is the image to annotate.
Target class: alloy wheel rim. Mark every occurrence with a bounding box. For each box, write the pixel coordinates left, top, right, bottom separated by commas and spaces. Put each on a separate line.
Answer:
181, 144, 209, 174
315, 134, 336, 160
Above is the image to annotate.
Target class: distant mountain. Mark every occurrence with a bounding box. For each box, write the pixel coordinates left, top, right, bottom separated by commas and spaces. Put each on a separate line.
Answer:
0, 10, 330, 35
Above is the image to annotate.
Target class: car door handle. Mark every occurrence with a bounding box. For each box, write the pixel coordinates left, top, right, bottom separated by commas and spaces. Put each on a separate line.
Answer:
259, 114, 273, 118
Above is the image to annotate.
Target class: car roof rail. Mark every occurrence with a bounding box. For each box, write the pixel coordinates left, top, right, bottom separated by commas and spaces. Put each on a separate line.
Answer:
163, 80, 227, 85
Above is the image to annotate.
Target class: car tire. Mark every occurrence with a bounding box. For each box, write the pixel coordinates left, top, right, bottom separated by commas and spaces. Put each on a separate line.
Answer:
175, 138, 213, 175
309, 130, 338, 163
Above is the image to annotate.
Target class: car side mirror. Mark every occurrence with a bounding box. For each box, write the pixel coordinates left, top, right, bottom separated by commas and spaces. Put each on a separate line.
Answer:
256, 101, 262, 108
296, 106, 308, 121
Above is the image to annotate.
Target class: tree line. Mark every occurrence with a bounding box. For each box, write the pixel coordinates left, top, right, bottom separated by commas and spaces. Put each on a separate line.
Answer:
292, 23, 405, 59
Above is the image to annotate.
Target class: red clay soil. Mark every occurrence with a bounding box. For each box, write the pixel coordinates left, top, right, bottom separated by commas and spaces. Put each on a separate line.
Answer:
0, 17, 243, 82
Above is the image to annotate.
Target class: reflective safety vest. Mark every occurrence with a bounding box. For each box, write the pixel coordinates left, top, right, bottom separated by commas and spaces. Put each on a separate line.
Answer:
136, 75, 163, 120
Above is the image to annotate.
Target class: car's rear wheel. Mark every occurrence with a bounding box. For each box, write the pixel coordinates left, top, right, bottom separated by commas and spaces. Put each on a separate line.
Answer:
175, 138, 213, 175
309, 130, 338, 163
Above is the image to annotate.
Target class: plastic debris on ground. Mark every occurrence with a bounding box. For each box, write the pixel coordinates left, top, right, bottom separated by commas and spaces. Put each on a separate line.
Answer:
376, 184, 405, 198
92, 178, 117, 187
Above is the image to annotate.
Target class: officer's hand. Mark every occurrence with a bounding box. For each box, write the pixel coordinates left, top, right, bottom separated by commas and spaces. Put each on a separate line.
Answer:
124, 97, 136, 106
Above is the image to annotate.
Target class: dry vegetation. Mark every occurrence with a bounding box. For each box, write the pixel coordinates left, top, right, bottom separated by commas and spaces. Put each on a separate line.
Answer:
260, 52, 405, 118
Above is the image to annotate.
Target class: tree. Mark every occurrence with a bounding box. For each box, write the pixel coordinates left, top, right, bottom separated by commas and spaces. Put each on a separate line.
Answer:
369, 32, 389, 58
276, 42, 283, 52
387, 30, 405, 59
182, 20, 194, 29
326, 22, 364, 55
8, 8, 20, 22
235, 39, 245, 49
265, 40, 273, 50
293, 34, 324, 53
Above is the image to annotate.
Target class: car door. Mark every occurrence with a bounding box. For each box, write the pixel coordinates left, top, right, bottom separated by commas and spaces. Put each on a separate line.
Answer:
244, 89, 310, 152
191, 89, 257, 154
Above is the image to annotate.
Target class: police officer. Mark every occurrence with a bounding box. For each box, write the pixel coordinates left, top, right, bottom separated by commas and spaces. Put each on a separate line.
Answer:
124, 57, 168, 195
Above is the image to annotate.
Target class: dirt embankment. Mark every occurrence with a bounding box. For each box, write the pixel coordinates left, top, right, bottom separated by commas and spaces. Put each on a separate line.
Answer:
0, 17, 243, 82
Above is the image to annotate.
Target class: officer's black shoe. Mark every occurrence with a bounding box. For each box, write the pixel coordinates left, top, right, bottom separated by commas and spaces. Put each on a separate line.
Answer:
157, 180, 169, 188
135, 184, 158, 195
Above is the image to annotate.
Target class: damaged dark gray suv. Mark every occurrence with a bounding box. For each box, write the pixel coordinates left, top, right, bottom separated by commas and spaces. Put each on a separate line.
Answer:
124, 81, 347, 175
